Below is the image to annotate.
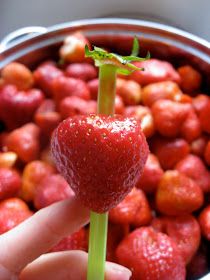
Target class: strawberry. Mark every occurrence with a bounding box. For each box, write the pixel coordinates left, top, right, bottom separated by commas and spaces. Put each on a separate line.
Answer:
116, 79, 142, 105
192, 94, 209, 115
142, 81, 183, 107
0, 85, 44, 130
180, 108, 202, 142
34, 174, 75, 209
0, 197, 30, 212
0, 198, 32, 234
151, 100, 190, 137
0, 167, 21, 200
34, 99, 61, 136
191, 136, 208, 157
156, 170, 203, 215
175, 154, 210, 193
0, 151, 17, 168
1, 62, 34, 90
59, 96, 96, 119
165, 215, 201, 264
125, 105, 155, 138
33, 62, 64, 96
109, 187, 152, 227
51, 114, 149, 213
4, 123, 40, 163
116, 227, 186, 280
152, 215, 201, 264
59, 32, 90, 63
52, 76, 90, 106
107, 223, 129, 262
129, 59, 181, 86
65, 63, 97, 81
114, 95, 125, 114
150, 136, 190, 170
178, 65, 202, 94
204, 140, 210, 166
199, 100, 210, 133
136, 153, 163, 194
198, 205, 210, 241
50, 228, 88, 252
21, 160, 55, 202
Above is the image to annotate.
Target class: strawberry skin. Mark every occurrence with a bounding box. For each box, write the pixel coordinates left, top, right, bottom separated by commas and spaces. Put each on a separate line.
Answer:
116, 227, 186, 280
51, 114, 149, 213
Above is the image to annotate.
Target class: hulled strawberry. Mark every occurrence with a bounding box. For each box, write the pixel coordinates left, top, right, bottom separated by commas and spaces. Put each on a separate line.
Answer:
116, 227, 186, 280
51, 114, 149, 213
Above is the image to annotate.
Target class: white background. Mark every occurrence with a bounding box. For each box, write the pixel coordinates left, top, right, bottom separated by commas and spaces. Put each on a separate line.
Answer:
0, 0, 209, 41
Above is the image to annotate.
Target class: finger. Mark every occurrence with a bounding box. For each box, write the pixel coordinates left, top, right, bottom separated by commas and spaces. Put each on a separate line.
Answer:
20, 250, 131, 280
0, 197, 89, 275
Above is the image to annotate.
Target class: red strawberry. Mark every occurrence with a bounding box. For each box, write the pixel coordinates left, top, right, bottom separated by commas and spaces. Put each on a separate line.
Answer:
34, 174, 75, 209
1, 62, 34, 90
151, 136, 190, 170
156, 170, 203, 215
0, 167, 21, 200
198, 205, 210, 240
204, 140, 210, 166
0, 198, 32, 234
191, 136, 208, 157
165, 215, 201, 264
109, 188, 152, 227
4, 123, 40, 163
33, 62, 64, 96
152, 215, 201, 264
178, 65, 202, 94
124, 105, 155, 138
50, 228, 87, 252
151, 100, 190, 137
34, 99, 61, 136
175, 154, 210, 193
180, 108, 202, 142
52, 76, 90, 106
59, 96, 96, 119
116, 227, 186, 280
199, 100, 210, 133
65, 63, 97, 81
107, 223, 129, 262
51, 114, 149, 213
0, 197, 30, 212
0, 85, 44, 130
192, 94, 209, 115
142, 81, 183, 107
136, 153, 163, 194
129, 59, 181, 86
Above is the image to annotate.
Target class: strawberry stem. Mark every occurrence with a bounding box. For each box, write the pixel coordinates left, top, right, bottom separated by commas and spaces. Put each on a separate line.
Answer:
86, 38, 148, 280
87, 212, 108, 280
98, 64, 117, 115
87, 64, 117, 280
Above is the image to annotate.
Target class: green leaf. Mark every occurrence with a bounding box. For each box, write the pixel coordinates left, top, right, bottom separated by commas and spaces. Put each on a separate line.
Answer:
131, 36, 139, 56
84, 37, 150, 75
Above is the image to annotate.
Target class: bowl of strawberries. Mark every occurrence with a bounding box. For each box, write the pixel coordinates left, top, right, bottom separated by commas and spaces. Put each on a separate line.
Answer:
0, 18, 210, 280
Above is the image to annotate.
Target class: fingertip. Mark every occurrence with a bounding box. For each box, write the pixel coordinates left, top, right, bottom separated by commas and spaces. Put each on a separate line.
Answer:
106, 262, 132, 280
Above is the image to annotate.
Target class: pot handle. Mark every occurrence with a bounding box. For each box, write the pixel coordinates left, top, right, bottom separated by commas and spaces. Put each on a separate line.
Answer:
0, 26, 47, 52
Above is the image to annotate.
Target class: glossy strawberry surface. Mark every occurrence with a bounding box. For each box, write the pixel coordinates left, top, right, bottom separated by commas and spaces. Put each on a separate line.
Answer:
51, 114, 149, 212
116, 227, 186, 280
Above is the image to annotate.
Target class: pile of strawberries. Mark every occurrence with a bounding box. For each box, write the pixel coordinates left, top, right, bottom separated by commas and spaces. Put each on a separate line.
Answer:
0, 32, 210, 280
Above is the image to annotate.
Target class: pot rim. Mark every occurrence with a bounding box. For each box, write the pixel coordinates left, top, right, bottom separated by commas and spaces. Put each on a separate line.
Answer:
0, 18, 210, 53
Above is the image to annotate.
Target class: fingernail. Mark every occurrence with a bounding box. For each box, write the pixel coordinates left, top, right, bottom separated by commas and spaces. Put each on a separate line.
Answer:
107, 262, 132, 280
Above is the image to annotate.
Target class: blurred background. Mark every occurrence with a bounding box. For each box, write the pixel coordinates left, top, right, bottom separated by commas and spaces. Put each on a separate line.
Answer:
0, 0, 210, 41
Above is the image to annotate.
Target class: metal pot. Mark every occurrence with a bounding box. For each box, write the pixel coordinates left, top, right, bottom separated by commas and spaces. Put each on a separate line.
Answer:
0, 18, 209, 280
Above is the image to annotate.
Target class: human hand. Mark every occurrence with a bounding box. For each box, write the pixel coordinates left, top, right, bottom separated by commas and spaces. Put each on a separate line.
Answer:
0, 197, 131, 280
